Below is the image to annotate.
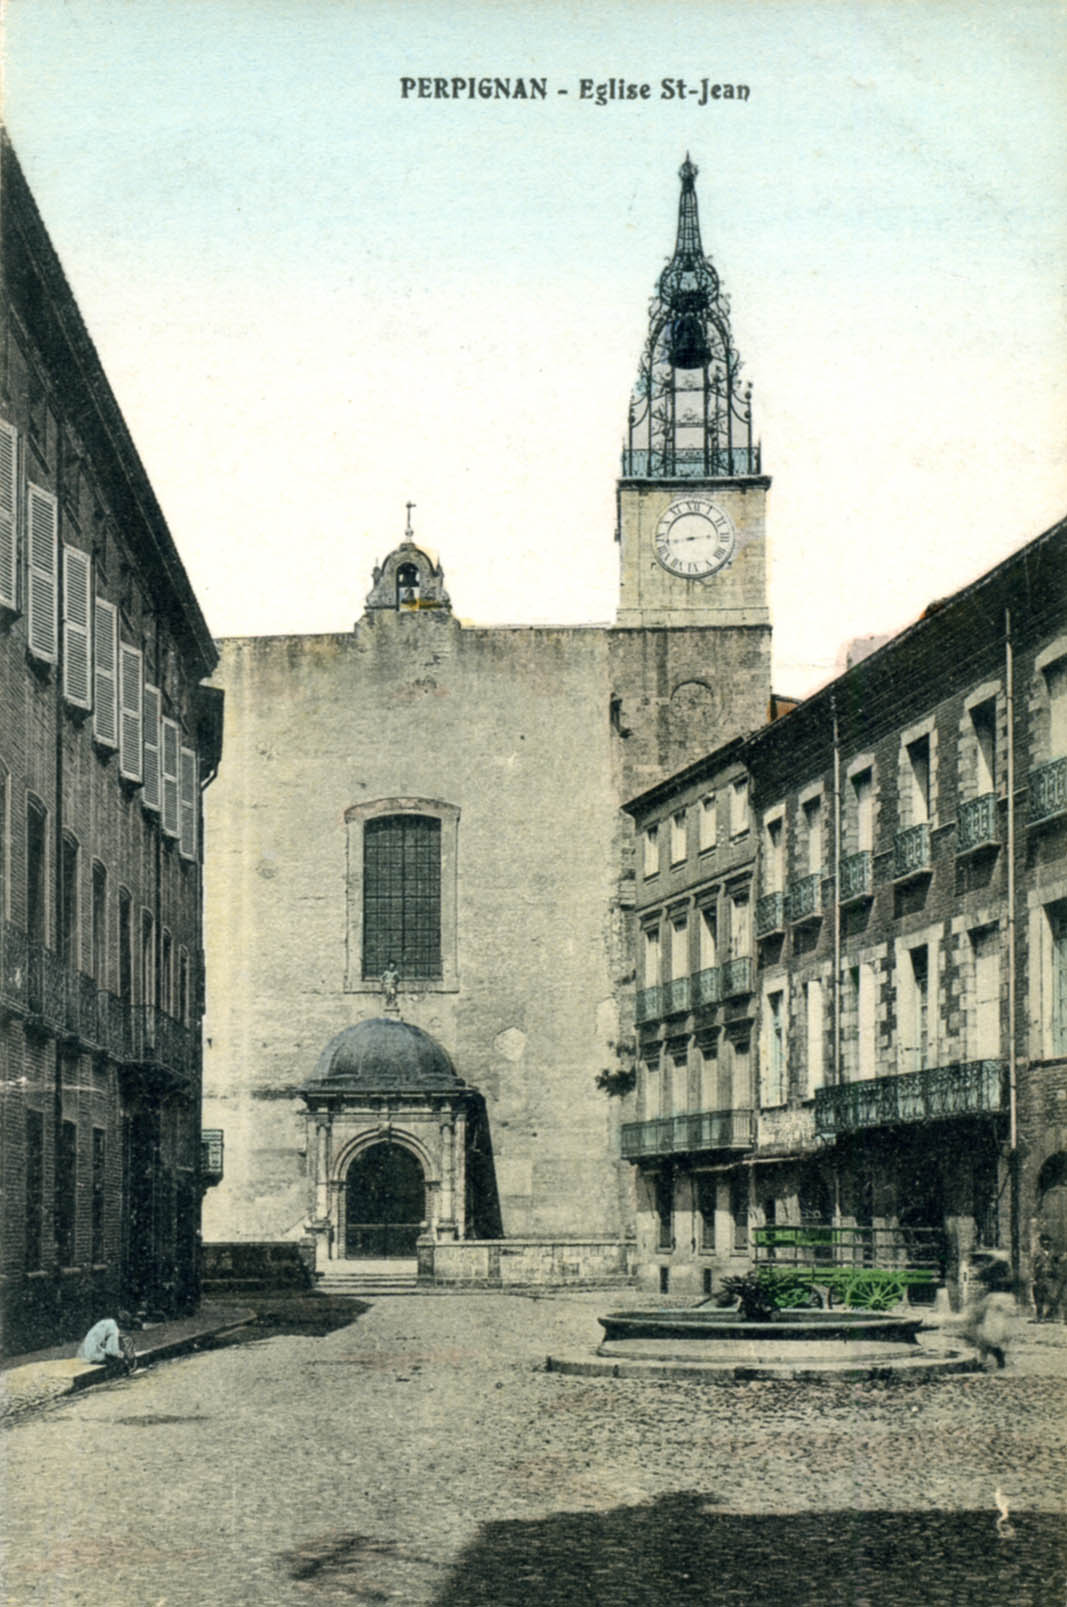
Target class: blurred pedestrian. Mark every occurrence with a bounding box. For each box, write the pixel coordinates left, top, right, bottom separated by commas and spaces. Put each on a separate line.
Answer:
960, 1257, 1016, 1369
1031, 1234, 1056, 1322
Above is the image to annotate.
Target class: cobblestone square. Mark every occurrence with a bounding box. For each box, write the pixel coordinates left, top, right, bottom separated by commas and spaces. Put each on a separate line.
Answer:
3, 1294, 1067, 1605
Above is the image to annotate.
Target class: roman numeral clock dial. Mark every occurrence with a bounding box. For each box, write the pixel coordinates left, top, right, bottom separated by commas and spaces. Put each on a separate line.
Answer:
654, 496, 736, 579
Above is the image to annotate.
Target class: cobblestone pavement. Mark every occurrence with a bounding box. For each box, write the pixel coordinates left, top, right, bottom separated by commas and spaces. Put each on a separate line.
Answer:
3, 1295, 1066, 1605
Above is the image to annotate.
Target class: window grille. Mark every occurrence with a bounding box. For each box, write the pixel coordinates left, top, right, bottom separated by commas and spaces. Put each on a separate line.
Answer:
363, 814, 442, 980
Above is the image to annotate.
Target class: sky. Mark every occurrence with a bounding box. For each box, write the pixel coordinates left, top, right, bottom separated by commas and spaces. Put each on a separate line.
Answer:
3, 0, 1065, 694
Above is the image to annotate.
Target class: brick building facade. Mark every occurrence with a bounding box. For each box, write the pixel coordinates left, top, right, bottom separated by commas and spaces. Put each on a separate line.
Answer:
0, 134, 222, 1352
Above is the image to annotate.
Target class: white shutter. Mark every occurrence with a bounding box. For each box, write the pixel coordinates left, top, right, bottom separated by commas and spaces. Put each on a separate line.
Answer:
119, 643, 144, 782
0, 419, 17, 611
142, 685, 161, 811
93, 599, 118, 747
161, 718, 180, 837
179, 747, 198, 860
26, 483, 57, 661
62, 546, 92, 708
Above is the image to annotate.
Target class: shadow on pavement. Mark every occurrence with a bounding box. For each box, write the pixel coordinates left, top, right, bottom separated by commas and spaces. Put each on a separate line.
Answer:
211, 1295, 370, 1343
431, 1493, 1067, 1606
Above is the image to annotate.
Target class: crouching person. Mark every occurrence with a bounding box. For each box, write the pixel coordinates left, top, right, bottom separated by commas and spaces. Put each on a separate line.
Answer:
77, 1317, 137, 1376
960, 1256, 1016, 1370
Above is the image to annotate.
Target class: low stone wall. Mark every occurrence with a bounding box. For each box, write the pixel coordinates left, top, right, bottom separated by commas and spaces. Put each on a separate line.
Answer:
423, 1237, 636, 1288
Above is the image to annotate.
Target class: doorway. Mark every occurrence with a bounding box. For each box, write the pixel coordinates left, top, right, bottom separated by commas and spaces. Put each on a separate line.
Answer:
345, 1142, 426, 1258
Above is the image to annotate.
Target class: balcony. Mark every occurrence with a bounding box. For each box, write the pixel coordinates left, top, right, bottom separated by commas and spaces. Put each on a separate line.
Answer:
635, 984, 663, 1025
662, 976, 691, 1016
838, 850, 873, 905
721, 956, 754, 998
621, 1107, 754, 1160
814, 1059, 1007, 1139
26, 944, 66, 1029
893, 822, 931, 882
785, 873, 823, 925
201, 1129, 224, 1185
0, 921, 28, 1014
755, 891, 784, 939
1029, 756, 1067, 826
957, 792, 999, 855
692, 965, 721, 1008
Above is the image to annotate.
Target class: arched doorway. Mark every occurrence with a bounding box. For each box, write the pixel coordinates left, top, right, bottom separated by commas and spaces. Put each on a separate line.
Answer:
1037, 1152, 1067, 1250
345, 1142, 426, 1258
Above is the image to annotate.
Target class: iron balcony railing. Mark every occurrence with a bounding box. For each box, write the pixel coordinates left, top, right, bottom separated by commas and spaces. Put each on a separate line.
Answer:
636, 984, 662, 1024
0, 921, 28, 1013
894, 821, 931, 881
839, 849, 873, 904
620, 445, 761, 479
1029, 756, 1067, 826
201, 1129, 224, 1183
663, 976, 691, 1015
814, 1059, 1006, 1139
755, 891, 784, 938
621, 1108, 755, 1160
785, 873, 823, 924
692, 965, 721, 1007
721, 956, 754, 998
27, 944, 65, 1026
957, 792, 999, 854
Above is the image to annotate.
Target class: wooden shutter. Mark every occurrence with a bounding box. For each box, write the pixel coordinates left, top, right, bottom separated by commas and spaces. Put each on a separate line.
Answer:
161, 718, 180, 837
0, 419, 17, 611
26, 484, 58, 661
118, 643, 144, 782
179, 746, 198, 860
142, 685, 161, 811
93, 599, 118, 747
62, 546, 92, 708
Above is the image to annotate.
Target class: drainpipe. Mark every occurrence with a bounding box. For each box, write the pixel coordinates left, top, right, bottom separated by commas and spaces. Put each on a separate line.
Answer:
832, 695, 842, 1088
1005, 607, 1019, 1282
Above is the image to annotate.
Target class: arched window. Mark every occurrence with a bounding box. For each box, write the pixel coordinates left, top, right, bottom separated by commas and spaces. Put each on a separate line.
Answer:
363, 814, 442, 980
396, 562, 420, 609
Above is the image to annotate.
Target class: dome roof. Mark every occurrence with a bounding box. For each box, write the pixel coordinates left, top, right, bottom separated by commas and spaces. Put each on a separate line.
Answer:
309, 1018, 463, 1092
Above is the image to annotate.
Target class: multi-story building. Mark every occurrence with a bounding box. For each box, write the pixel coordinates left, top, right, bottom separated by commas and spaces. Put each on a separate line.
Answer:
622, 516, 1067, 1302
0, 133, 222, 1352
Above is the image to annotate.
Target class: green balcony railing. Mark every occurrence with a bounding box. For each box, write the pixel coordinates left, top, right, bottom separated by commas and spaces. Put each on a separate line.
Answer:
636, 984, 662, 1024
785, 873, 823, 924
894, 821, 931, 880
755, 891, 784, 938
1029, 756, 1067, 826
814, 1060, 1006, 1138
958, 792, 999, 854
692, 965, 721, 1007
663, 976, 691, 1015
839, 850, 873, 904
722, 956, 754, 998
621, 1107, 754, 1159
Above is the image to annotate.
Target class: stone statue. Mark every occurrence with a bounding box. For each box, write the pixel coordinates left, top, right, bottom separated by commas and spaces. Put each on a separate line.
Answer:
381, 962, 400, 1010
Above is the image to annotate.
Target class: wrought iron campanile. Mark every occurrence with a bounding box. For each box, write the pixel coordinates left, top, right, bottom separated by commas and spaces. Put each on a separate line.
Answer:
623, 155, 759, 480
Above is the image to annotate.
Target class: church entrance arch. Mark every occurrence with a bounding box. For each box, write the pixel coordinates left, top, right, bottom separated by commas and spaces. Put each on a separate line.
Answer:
344, 1141, 426, 1259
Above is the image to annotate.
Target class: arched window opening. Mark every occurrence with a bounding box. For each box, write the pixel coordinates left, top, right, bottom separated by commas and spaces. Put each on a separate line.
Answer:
362, 814, 442, 980
396, 562, 420, 609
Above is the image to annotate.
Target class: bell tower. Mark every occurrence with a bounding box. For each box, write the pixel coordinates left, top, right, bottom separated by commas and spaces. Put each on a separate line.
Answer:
616, 157, 771, 628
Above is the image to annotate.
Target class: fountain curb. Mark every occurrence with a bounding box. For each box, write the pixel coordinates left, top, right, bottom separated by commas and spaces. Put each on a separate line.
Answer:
544, 1352, 984, 1384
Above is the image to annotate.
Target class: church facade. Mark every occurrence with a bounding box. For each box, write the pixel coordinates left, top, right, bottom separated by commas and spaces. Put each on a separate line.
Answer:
200, 160, 773, 1278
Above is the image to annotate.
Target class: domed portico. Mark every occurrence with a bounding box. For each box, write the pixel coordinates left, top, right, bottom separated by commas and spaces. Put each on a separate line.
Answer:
300, 1018, 485, 1273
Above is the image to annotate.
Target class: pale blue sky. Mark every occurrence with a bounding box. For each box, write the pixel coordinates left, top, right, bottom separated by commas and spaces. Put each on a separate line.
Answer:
4, 0, 1065, 691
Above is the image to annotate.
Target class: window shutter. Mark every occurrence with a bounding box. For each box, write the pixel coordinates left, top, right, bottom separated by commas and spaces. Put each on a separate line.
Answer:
142, 685, 161, 811
27, 484, 58, 661
118, 643, 144, 782
93, 599, 118, 747
62, 546, 92, 708
179, 747, 198, 860
161, 718, 180, 837
0, 418, 17, 611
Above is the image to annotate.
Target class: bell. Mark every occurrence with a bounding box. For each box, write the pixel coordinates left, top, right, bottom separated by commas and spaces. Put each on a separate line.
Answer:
669, 313, 710, 369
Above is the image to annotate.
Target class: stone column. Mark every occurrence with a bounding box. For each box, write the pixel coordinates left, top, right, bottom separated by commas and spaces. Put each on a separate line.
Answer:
437, 1110, 457, 1240
454, 1106, 468, 1239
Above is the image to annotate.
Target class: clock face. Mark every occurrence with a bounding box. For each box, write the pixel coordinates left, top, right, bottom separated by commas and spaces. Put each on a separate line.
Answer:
654, 497, 736, 579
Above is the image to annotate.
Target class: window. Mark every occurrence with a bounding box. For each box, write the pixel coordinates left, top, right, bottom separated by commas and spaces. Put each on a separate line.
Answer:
971, 701, 997, 796
906, 735, 931, 825
362, 814, 442, 980
803, 797, 822, 875
178, 947, 190, 1025
60, 833, 78, 967
179, 747, 198, 860
731, 1169, 748, 1252
698, 906, 717, 971
62, 547, 92, 708
1046, 658, 1067, 757
697, 1174, 716, 1251
669, 1051, 688, 1117
161, 718, 180, 837
805, 978, 825, 1094
91, 1129, 107, 1264
25, 1110, 44, 1270
851, 768, 873, 852
900, 945, 930, 1074
0, 417, 17, 612
729, 890, 751, 957
55, 1117, 77, 1267
91, 862, 108, 985
763, 989, 786, 1106
655, 1171, 673, 1250
642, 1057, 660, 1120
160, 930, 173, 1016
643, 825, 660, 878
141, 909, 155, 1011
669, 914, 688, 982
26, 483, 58, 662
93, 599, 118, 748
699, 795, 717, 853
670, 810, 687, 865
142, 685, 161, 811
118, 643, 144, 783
118, 889, 133, 1002
970, 927, 1000, 1059
729, 777, 750, 838
858, 964, 877, 1080
643, 926, 661, 990
842, 965, 876, 1081
732, 1040, 752, 1108
26, 797, 47, 946
1047, 903, 1067, 1057
765, 815, 784, 893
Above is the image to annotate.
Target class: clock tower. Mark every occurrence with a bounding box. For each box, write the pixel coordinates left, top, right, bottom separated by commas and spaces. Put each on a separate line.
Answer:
616, 156, 771, 628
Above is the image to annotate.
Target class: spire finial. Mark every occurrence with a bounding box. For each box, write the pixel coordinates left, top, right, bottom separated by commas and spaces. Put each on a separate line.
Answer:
404, 501, 415, 541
